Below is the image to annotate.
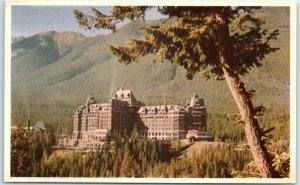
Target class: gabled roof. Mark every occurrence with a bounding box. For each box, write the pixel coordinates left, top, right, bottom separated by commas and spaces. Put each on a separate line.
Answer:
85, 93, 96, 106
111, 88, 143, 106
32, 121, 46, 131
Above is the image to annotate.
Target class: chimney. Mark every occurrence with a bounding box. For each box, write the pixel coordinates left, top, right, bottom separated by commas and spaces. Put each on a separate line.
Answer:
27, 119, 30, 131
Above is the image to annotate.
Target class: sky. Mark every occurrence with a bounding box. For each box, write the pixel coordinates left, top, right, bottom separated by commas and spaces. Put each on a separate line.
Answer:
11, 6, 166, 37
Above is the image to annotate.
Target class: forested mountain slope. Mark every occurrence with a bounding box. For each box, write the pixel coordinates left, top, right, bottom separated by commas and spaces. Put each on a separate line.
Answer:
11, 7, 290, 141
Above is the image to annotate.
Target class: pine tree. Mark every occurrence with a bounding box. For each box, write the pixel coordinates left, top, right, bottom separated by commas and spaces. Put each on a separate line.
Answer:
220, 167, 226, 178
11, 126, 33, 176
120, 150, 140, 177
113, 158, 120, 177
74, 6, 279, 177
205, 166, 211, 178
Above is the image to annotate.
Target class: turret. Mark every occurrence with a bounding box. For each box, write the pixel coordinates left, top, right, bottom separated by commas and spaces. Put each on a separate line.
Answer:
85, 93, 96, 107
189, 93, 207, 131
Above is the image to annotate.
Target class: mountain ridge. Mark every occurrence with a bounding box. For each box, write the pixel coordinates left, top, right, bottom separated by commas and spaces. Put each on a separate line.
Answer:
11, 8, 290, 119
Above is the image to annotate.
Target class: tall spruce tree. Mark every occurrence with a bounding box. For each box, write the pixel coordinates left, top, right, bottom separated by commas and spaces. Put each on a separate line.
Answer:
11, 126, 33, 176
74, 6, 279, 177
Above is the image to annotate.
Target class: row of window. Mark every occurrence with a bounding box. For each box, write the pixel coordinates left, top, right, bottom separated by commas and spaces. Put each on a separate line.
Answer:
142, 118, 180, 122
139, 132, 178, 136
146, 137, 178, 141
146, 127, 178, 131
140, 115, 183, 118
142, 123, 180, 127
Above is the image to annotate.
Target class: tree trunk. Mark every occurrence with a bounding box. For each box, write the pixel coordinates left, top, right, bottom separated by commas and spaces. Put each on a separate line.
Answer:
215, 11, 278, 178
221, 65, 278, 178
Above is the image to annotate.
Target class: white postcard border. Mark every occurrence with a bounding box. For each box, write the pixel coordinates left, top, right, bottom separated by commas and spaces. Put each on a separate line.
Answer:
4, 0, 297, 183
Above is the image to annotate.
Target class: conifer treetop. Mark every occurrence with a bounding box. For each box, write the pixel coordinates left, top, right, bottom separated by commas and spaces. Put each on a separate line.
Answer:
73, 6, 279, 80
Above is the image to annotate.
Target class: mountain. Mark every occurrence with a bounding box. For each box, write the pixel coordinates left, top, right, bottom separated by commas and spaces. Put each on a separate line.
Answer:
11, 7, 290, 126
12, 31, 87, 77
12, 36, 25, 44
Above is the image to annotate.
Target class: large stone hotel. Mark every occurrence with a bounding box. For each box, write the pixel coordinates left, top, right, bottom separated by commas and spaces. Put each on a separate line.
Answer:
65, 89, 212, 150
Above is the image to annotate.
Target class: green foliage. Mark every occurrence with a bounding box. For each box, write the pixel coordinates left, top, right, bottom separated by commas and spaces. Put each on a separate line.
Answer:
120, 150, 141, 177
231, 132, 290, 178
10, 7, 290, 178
273, 152, 290, 177
11, 8, 289, 114
12, 128, 253, 178
11, 126, 56, 177
207, 106, 289, 143
11, 126, 33, 176
12, 125, 289, 178
74, 7, 279, 80
74, 7, 149, 32
232, 149, 290, 178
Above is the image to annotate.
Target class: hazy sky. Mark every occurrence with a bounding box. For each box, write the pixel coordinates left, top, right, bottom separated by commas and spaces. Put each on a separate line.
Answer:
11, 6, 166, 37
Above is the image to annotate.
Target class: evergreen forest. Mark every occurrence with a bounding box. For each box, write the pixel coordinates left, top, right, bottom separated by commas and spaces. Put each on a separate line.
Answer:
10, 7, 290, 178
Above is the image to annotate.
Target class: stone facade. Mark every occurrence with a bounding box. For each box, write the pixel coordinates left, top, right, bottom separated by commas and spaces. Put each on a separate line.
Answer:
69, 89, 211, 150
72, 89, 143, 141
137, 93, 208, 140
